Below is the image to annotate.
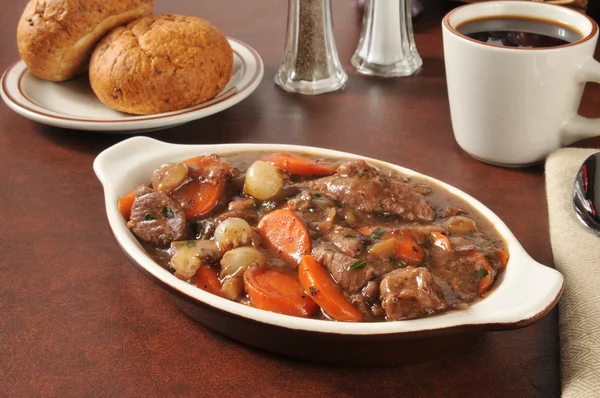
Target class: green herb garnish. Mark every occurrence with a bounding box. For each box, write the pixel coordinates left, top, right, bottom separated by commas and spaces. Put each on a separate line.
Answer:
343, 234, 356, 239
180, 241, 197, 248
313, 192, 322, 198
347, 259, 367, 271
387, 256, 408, 265
162, 207, 175, 219
252, 199, 260, 211
369, 228, 386, 240
357, 172, 365, 179
144, 214, 156, 221
334, 200, 343, 208
472, 269, 489, 281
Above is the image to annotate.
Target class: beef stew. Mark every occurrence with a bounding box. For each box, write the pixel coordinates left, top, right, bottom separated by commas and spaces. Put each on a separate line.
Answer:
118, 152, 508, 322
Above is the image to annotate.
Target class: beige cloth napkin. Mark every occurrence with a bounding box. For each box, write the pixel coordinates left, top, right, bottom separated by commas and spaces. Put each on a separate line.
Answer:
546, 148, 600, 397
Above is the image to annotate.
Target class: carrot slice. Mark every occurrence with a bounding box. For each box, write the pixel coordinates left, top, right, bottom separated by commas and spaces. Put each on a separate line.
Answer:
171, 179, 224, 218
118, 190, 137, 221
357, 227, 423, 265
495, 248, 509, 272
298, 255, 363, 322
465, 251, 495, 295
244, 265, 318, 318
260, 153, 336, 176
169, 155, 235, 217
190, 265, 223, 297
257, 209, 311, 265
394, 234, 424, 265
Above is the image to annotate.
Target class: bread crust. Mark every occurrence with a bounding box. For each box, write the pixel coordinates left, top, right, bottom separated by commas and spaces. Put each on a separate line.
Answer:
17, 0, 153, 82
89, 14, 233, 115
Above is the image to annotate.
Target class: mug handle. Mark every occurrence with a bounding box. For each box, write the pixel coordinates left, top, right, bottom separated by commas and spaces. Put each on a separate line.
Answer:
563, 58, 600, 144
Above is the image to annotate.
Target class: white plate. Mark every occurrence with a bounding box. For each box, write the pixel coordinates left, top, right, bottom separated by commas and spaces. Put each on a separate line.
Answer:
0, 38, 263, 133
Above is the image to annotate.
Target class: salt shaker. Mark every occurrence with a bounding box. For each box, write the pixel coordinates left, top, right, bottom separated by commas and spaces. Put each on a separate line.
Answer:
352, 0, 423, 77
274, 0, 348, 95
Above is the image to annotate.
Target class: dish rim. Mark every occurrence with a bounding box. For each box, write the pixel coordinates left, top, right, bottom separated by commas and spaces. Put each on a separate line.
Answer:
93, 137, 564, 336
0, 38, 263, 132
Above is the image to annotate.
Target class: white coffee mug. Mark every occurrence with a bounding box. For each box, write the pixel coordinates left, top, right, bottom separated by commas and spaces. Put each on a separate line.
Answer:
442, 1, 600, 167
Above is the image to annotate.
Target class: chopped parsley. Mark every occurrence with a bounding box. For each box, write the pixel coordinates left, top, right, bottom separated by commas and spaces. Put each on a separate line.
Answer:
144, 214, 156, 221
369, 228, 386, 240
347, 259, 367, 271
313, 192, 322, 198
252, 199, 260, 211
180, 241, 197, 248
387, 256, 408, 265
334, 200, 343, 208
357, 171, 365, 179
472, 269, 489, 281
162, 207, 175, 219
343, 234, 356, 239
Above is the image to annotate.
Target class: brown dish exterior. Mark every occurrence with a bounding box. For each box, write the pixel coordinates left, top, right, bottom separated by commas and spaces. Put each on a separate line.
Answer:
118, 151, 509, 324
17, 0, 153, 82
89, 14, 233, 115
94, 138, 565, 366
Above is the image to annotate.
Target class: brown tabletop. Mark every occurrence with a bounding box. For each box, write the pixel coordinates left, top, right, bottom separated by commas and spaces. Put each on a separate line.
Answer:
3, 1, 600, 397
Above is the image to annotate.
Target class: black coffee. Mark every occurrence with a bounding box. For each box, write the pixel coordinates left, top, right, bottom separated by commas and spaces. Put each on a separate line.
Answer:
457, 16, 583, 48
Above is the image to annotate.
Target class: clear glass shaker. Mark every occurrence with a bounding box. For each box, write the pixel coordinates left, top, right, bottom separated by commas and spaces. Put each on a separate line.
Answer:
274, 0, 348, 95
352, 0, 423, 77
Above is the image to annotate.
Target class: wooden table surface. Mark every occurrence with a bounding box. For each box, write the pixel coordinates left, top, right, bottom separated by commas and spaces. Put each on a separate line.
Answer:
2, 1, 600, 397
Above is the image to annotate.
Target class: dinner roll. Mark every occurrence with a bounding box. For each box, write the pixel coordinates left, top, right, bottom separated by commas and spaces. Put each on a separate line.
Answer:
89, 14, 233, 115
17, 0, 153, 82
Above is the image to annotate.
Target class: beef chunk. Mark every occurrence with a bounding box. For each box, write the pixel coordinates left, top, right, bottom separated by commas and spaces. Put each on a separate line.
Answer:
186, 155, 240, 181
214, 209, 259, 226
337, 160, 379, 179
287, 190, 313, 212
380, 267, 448, 321
127, 186, 186, 246
308, 160, 435, 222
361, 280, 379, 302
195, 219, 216, 240
323, 225, 368, 257
449, 236, 477, 252
440, 206, 467, 219
349, 293, 373, 320
312, 244, 375, 293
428, 245, 479, 302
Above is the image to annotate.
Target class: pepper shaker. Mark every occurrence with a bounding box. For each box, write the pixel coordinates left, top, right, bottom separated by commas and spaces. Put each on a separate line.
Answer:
274, 0, 348, 95
352, 0, 423, 77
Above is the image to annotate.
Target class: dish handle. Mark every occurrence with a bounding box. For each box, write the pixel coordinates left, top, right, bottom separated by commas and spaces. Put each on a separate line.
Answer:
484, 244, 564, 327
93, 136, 174, 185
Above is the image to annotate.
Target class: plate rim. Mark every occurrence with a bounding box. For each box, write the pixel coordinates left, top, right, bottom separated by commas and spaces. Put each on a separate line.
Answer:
0, 37, 264, 131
